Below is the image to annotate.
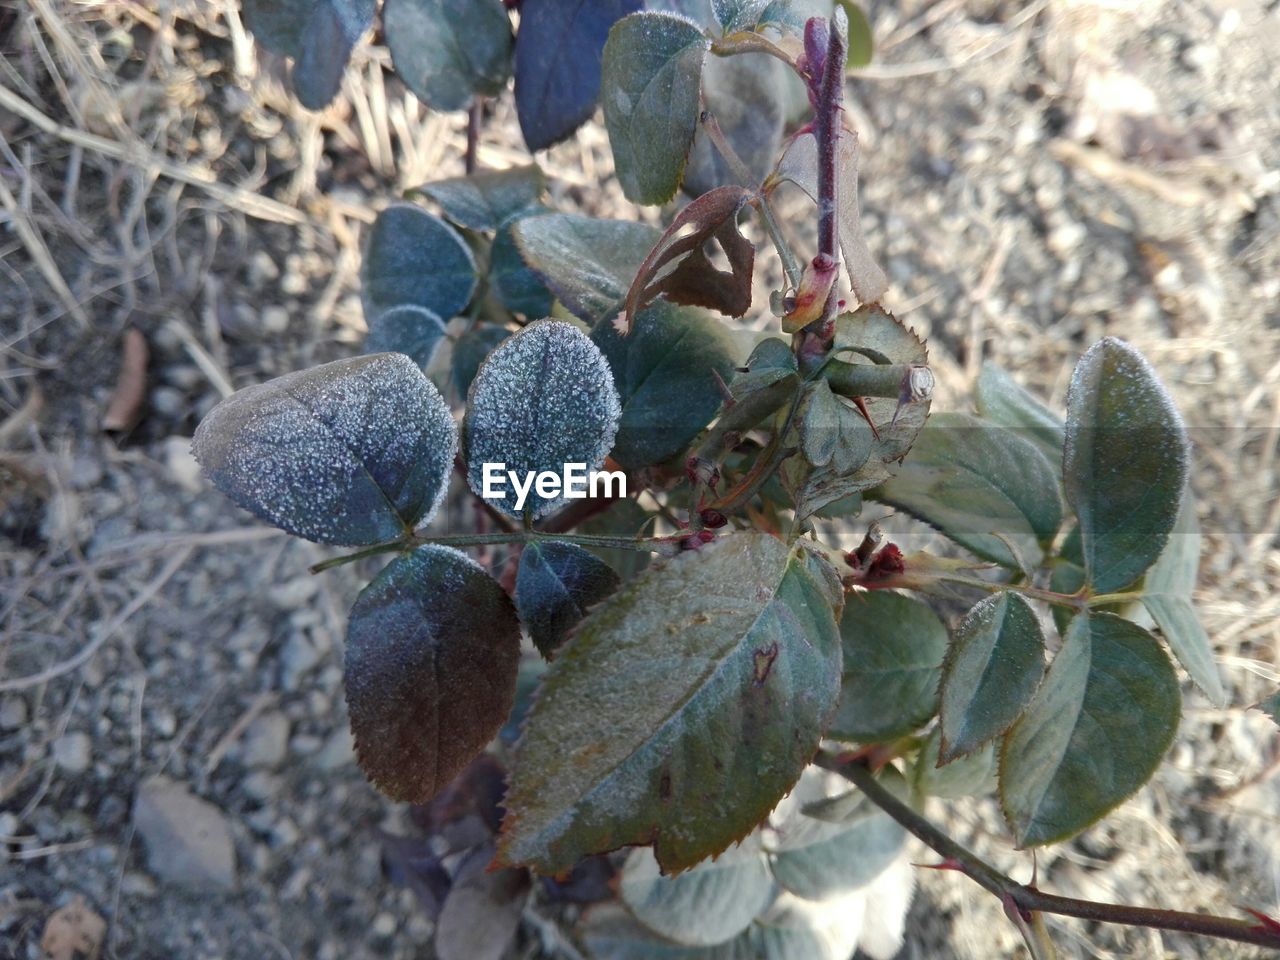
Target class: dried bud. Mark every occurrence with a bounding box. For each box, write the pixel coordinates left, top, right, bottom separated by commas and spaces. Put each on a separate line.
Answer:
699, 509, 728, 529
866, 543, 905, 579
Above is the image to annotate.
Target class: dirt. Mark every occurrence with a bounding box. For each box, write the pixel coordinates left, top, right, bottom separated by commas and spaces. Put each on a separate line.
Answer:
2, 0, 1279, 958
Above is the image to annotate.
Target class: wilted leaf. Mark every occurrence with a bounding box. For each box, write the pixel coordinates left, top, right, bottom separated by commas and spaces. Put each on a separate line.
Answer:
499, 533, 843, 874
102, 327, 148, 433
451, 325, 511, 397
515, 0, 642, 151
602, 12, 710, 204
516, 541, 621, 658
772, 119, 887, 304
870, 412, 1062, 570
193, 353, 456, 545
620, 186, 755, 330
999, 611, 1181, 846
464, 321, 621, 519
620, 840, 775, 945
592, 301, 739, 469
364, 304, 447, 370
938, 592, 1044, 763
912, 727, 994, 800
513, 213, 660, 324
415, 165, 545, 232
1064, 337, 1189, 594
490, 216, 555, 318
242, 0, 374, 108
683, 51, 787, 196
362, 204, 477, 324
1140, 495, 1225, 706
973, 362, 1064, 472
40, 896, 106, 960
384, 0, 513, 112
346, 546, 521, 803
435, 843, 531, 960
829, 590, 947, 742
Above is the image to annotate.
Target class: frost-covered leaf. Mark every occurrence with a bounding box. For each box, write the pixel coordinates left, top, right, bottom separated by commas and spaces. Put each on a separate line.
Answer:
451, 325, 511, 398
415, 165, 545, 232
384, 0, 512, 112
362, 204, 477, 324
773, 118, 887, 304
1140, 495, 1225, 706
829, 590, 946, 742
602, 12, 710, 205
498, 534, 843, 874
999, 611, 1181, 846
796, 380, 873, 474
592, 301, 739, 469
241, 0, 374, 109
938, 592, 1044, 763
1064, 337, 1189, 594
435, 844, 531, 960
620, 185, 755, 331
973, 362, 1064, 472
683, 51, 786, 195
620, 840, 775, 946
513, 213, 660, 324
515, 0, 642, 151
364, 304, 447, 371
193, 353, 456, 545
712, 0, 769, 30
516, 541, 620, 658
870, 412, 1062, 570
345, 546, 521, 803
464, 321, 621, 519
913, 727, 994, 800
490, 215, 555, 318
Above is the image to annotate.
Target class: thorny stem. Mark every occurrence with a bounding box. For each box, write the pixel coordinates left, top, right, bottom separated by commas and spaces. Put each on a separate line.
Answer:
806, 11, 847, 340
817, 755, 1280, 952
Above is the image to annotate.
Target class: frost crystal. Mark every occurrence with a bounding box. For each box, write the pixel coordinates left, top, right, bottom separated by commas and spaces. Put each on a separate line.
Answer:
464, 320, 621, 519
193, 352, 457, 545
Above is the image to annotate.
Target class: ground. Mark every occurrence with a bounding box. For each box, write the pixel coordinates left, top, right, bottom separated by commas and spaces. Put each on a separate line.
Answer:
1, 0, 1279, 958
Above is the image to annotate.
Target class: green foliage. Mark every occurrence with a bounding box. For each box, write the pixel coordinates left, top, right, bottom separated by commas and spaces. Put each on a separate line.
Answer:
415, 164, 546, 232
489, 215, 556, 318
361, 204, 477, 325
450, 324, 510, 397
999, 612, 1181, 846
363, 303, 447, 371
383, 0, 512, 112
515, 541, 621, 658
240, 0, 374, 109
601, 13, 710, 204
912, 728, 995, 800
1259, 691, 1280, 728
192, 353, 455, 545
345, 546, 521, 802
973, 362, 1064, 472
499, 534, 843, 874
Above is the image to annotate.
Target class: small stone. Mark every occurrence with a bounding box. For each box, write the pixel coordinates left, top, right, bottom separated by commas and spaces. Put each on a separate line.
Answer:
0, 812, 18, 837
52, 732, 92, 774
269, 577, 319, 610
280, 633, 325, 690
150, 386, 187, 419
262, 305, 290, 335
242, 771, 282, 802
150, 707, 178, 739
132, 776, 237, 891
0, 696, 27, 730
314, 728, 355, 771
250, 251, 281, 286
289, 734, 322, 756
163, 437, 203, 494
68, 454, 104, 490
240, 711, 290, 769
372, 913, 398, 938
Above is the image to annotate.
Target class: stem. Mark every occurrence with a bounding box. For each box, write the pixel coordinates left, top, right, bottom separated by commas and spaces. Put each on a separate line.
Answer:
818, 755, 1280, 951
465, 98, 483, 174
309, 541, 407, 575
755, 188, 804, 290
699, 108, 756, 188
824, 361, 924, 400
807, 12, 847, 339
1087, 590, 1145, 608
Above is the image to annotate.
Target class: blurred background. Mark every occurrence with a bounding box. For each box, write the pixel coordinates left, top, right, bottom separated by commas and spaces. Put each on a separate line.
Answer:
1, 0, 1279, 957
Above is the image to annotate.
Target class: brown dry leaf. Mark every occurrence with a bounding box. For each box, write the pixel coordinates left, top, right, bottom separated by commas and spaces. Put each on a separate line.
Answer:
619, 185, 755, 333
102, 327, 149, 433
40, 896, 106, 960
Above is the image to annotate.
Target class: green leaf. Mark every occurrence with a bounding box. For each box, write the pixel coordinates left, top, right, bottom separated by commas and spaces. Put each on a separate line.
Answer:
1140, 496, 1225, 706
345, 546, 522, 802
592, 301, 739, 469
490, 216, 555, 318
870, 412, 1063, 570
602, 12, 710, 204
415, 164, 546, 232
364, 304, 447, 370
829, 590, 947, 742
938, 592, 1045, 763
683, 51, 787, 195
999, 611, 1181, 846
512, 213, 660, 324
451, 324, 511, 398
796, 381, 874, 475
712, 0, 769, 30
730, 337, 797, 401
574, 497, 655, 582
1257, 691, 1280, 728
362, 204, 477, 324
620, 840, 775, 946
498, 533, 844, 874
912, 727, 994, 800
515, 541, 621, 658
1064, 337, 1189, 594
973, 362, 1064, 472
384, 0, 512, 112
837, 1, 874, 69
241, 0, 374, 109
193, 354, 456, 545
435, 843, 531, 960
464, 321, 621, 519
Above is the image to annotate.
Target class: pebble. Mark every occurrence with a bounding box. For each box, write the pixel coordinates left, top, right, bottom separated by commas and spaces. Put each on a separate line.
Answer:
314, 728, 355, 771
163, 437, 203, 493
0, 697, 27, 731
242, 771, 283, 802
132, 777, 237, 891
52, 732, 92, 774
150, 386, 187, 419
289, 734, 322, 756
240, 711, 290, 769
269, 577, 319, 610
150, 707, 178, 739
0, 812, 18, 838
372, 913, 398, 938
280, 632, 325, 690
262, 305, 290, 335
250, 251, 280, 286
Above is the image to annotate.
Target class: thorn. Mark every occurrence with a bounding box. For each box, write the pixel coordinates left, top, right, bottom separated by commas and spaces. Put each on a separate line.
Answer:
711, 368, 735, 405
850, 395, 882, 441
914, 858, 966, 873
1243, 908, 1280, 937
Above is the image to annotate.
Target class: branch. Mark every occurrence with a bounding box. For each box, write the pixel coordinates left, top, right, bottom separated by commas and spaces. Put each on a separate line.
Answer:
806, 11, 847, 340
817, 754, 1280, 952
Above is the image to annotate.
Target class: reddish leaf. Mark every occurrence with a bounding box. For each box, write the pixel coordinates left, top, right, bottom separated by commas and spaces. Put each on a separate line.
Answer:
619, 185, 755, 333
